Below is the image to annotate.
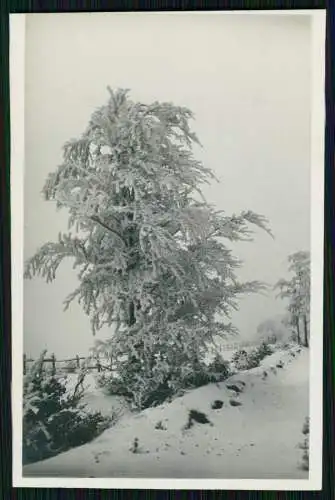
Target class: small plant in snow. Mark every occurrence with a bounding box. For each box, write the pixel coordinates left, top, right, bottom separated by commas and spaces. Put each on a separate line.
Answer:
23, 351, 112, 465
155, 420, 167, 430
130, 437, 139, 453
184, 409, 212, 430
226, 383, 244, 394
229, 399, 243, 407
189, 409, 212, 424
211, 400, 224, 410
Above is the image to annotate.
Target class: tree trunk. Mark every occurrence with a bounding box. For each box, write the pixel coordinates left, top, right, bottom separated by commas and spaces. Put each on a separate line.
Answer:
303, 314, 309, 348
296, 317, 301, 345
128, 300, 136, 327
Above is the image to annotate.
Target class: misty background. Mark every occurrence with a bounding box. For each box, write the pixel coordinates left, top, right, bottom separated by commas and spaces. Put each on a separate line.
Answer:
23, 13, 311, 358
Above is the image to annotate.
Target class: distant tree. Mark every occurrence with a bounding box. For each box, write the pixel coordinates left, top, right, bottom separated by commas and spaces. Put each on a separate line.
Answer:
280, 312, 298, 343
275, 251, 310, 347
25, 88, 272, 408
256, 316, 289, 344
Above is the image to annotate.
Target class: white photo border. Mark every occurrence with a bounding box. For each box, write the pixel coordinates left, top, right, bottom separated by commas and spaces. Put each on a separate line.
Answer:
10, 9, 325, 490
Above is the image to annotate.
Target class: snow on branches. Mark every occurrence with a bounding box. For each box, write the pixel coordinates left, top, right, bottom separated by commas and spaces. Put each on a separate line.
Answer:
25, 88, 272, 407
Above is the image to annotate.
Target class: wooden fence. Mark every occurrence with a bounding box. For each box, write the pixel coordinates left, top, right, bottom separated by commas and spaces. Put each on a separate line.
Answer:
23, 340, 265, 375
23, 353, 114, 376
218, 339, 263, 351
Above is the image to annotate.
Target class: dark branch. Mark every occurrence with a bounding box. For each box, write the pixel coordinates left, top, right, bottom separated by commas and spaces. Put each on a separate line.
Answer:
90, 216, 126, 246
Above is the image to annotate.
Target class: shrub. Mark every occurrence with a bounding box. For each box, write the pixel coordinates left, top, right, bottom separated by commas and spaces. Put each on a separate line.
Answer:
256, 341, 274, 359
180, 355, 231, 389
231, 349, 248, 364
23, 351, 113, 465
246, 350, 263, 368
232, 350, 248, 369
96, 356, 175, 409
232, 343, 273, 371
232, 349, 259, 370
207, 354, 231, 380
298, 417, 310, 471
98, 353, 231, 410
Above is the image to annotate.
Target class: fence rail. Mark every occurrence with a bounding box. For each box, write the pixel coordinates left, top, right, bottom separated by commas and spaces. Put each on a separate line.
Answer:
23, 353, 114, 376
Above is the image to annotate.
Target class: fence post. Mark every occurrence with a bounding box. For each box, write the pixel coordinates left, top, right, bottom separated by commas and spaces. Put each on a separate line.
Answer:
76, 355, 80, 369
96, 354, 101, 373
23, 354, 26, 375
51, 353, 56, 375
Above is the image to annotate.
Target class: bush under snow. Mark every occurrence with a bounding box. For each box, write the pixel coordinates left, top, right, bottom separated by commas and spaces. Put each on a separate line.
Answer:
232, 342, 274, 371
97, 352, 231, 410
23, 351, 113, 465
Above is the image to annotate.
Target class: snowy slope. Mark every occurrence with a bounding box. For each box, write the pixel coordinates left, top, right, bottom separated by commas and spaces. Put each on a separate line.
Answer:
23, 346, 309, 479
63, 373, 130, 418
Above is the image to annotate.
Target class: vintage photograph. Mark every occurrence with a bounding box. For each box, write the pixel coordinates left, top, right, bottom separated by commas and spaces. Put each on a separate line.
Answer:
11, 11, 324, 487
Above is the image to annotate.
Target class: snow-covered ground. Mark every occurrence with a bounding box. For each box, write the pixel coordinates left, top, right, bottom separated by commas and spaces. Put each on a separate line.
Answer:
23, 345, 309, 479
62, 373, 131, 419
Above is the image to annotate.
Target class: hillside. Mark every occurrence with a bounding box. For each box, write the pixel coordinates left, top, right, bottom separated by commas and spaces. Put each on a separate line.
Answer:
23, 346, 309, 479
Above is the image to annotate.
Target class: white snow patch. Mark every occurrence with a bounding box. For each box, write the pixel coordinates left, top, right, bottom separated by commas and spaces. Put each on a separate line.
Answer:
62, 372, 130, 418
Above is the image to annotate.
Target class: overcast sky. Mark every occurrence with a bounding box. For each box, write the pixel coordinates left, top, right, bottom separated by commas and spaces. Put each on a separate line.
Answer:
23, 12, 311, 358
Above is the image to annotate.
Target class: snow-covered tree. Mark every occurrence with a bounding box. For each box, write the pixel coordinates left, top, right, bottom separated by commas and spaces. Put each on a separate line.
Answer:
275, 251, 310, 347
25, 88, 272, 408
